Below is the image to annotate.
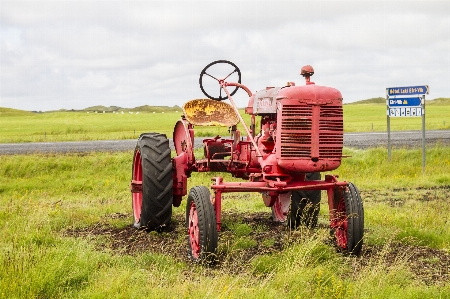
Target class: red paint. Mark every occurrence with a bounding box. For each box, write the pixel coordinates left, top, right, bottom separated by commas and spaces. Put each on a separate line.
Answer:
131, 149, 142, 224
188, 201, 200, 258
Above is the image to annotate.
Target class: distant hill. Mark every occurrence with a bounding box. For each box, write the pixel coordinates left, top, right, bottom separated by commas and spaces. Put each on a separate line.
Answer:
426, 97, 450, 105
129, 105, 182, 113
0, 105, 182, 114
82, 106, 122, 112
0, 107, 35, 115
81, 105, 182, 113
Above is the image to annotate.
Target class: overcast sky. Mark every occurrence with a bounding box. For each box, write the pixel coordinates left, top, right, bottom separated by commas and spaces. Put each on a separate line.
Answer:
1, 0, 449, 111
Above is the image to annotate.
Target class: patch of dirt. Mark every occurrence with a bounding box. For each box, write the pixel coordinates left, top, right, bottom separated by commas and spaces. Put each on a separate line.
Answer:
362, 185, 450, 207
64, 211, 450, 285
65, 213, 188, 258
354, 243, 450, 285
65, 212, 288, 265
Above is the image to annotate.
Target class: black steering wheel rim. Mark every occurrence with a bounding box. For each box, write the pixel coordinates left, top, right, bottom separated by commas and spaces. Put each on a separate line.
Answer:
199, 60, 242, 101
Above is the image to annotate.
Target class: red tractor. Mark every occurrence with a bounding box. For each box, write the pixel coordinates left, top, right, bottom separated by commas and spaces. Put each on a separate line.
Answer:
130, 60, 364, 262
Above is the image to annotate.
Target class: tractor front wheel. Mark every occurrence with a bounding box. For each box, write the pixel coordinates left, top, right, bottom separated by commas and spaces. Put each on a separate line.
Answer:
186, 186, 218, 263
331, 182, 364, 255
131, 133, 173, 231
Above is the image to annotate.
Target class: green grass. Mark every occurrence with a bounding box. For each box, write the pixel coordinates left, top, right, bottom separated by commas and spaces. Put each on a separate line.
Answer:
1, 98, 450, 143
334, 146, 450, 188
1, 100, 450, 297
1, 147, 450, 298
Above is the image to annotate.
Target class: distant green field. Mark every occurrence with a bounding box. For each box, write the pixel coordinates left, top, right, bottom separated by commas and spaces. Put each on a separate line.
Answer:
344, 103, 450, 132
1, 98, 449, 143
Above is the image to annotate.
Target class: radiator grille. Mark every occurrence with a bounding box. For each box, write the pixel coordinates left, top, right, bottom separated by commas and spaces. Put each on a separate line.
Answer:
281, 119, 311, 131
282, 105, 312, 117
280, 105, 311, 157
280, 104, 343, 158
320, 106, 343, 118
319, 147, 343, 158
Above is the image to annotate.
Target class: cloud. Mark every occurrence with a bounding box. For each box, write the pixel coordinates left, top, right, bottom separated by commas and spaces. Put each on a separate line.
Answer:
0, 0, 449, 111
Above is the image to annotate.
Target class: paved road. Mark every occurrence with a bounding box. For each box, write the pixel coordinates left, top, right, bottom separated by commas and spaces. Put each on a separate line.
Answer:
1, 130, 449, 155
344, 130, 450, 149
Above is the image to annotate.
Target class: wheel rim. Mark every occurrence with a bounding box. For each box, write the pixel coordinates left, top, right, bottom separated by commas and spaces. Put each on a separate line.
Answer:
334, 196, 348, 250
173, 120, 194, 164
188, 201, 200, 258
132, 149, 142, 224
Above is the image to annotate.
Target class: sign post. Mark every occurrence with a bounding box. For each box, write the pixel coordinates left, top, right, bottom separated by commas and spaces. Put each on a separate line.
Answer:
386, 85, 428, 172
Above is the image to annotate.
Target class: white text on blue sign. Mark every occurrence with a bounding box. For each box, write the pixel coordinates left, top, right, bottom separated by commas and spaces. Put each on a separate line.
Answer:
387, 85, 428, 96
388, 97, 422, 107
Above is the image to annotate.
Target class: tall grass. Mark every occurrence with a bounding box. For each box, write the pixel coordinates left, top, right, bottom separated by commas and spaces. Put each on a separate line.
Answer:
335, 145, 450, 188
1, 146, 449, 298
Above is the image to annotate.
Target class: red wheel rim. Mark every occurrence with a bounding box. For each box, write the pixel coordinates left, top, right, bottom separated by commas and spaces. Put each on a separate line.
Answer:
173, 120, 194, 164
188, 201, 200, 258
334, 196, 348, 250
132, 149, 142, 224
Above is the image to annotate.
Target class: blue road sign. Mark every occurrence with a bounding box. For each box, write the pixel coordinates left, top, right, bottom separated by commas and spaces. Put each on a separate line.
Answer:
387, 85, 429, 96
388, 97, 422, 107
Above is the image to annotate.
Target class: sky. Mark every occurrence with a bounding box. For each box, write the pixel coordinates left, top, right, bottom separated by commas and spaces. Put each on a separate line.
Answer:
0, 0, 449, 111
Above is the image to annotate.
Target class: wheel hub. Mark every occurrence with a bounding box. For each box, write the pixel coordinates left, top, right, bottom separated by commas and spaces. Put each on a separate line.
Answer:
334, 198, 348, 249
188, 202, 200, 258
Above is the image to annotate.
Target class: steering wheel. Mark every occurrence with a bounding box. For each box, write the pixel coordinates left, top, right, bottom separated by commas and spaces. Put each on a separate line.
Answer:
199, 60, 242, 101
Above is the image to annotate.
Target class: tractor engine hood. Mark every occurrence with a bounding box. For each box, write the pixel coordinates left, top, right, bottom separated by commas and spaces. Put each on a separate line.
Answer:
249, 83, 343, 115
277, 83, 343, 105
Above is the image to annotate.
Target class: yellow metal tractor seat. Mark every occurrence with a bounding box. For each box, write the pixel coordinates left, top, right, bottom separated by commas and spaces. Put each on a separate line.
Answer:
182, 99, 240, 127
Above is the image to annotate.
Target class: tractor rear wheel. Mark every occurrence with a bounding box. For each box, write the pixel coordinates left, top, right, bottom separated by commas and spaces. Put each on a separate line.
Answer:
186, 186, 218, 263
131, 133, 173, 231
289, 172, 321, 229
331, 182, 364, 255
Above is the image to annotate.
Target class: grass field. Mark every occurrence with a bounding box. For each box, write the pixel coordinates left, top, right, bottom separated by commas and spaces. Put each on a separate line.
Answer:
1, 147, 449, 298
1, 98, 449, 143
1, 101, 449, 298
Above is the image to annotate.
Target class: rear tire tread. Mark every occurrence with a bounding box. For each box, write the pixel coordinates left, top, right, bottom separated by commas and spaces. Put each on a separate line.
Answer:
135, 133, 173, 231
